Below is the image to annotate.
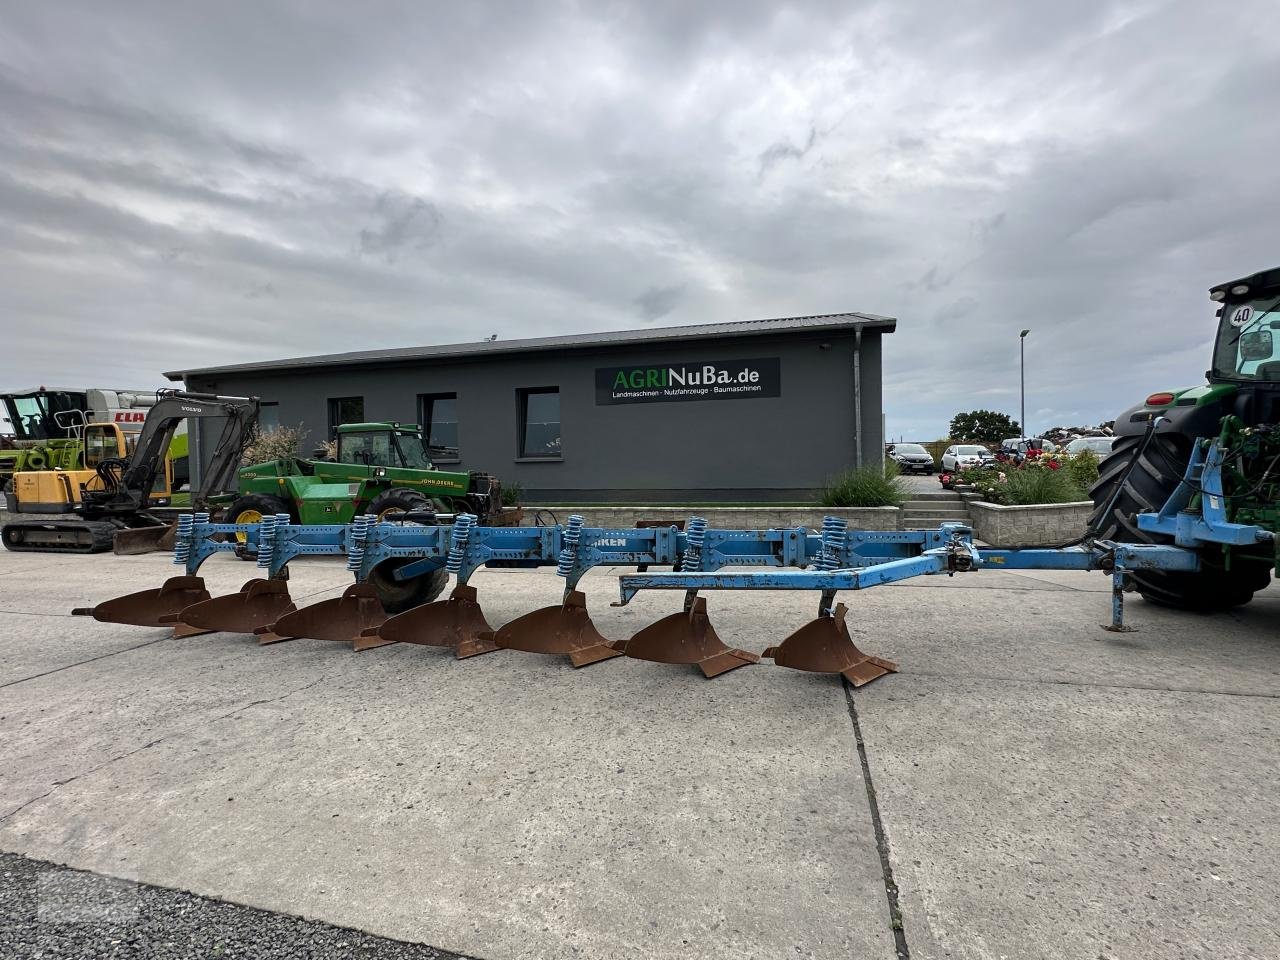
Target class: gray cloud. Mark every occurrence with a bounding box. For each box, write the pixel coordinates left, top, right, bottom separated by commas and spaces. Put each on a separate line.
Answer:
634, 284, 686, 322
0, 0, 1276, 441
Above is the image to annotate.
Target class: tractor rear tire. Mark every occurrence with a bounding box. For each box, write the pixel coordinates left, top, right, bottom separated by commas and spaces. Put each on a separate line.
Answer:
223, 493, 294, 560
367, 559, 449, 614
367, 488, 434, 523
1088, 432, 1272, 610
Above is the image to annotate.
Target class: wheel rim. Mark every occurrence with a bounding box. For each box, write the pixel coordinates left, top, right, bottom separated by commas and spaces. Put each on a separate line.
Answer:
234, 508, 263, 544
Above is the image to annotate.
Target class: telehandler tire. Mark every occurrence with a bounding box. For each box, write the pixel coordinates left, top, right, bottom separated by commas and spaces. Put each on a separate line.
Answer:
223, 493, 295, 557
368, 488, 433, 523
1088, 432, 1271, 610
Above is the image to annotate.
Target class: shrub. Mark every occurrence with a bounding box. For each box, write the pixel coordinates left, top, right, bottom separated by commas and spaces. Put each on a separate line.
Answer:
820, 461, 907, 508
241, 425, 304, 466
501, 482, 523, 507
996, 466, 1086, 505
1063, 450, 1100, 491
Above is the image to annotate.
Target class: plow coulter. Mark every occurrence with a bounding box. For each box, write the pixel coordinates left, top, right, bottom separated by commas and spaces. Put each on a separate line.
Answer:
70, 438, 1273, 687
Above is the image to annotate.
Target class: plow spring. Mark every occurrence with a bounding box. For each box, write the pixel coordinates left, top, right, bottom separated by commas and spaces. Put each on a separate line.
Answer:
71, 510, 1207, 687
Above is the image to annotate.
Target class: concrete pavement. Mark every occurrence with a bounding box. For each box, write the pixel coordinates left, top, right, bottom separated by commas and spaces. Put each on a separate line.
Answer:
0, 547, 1277, 959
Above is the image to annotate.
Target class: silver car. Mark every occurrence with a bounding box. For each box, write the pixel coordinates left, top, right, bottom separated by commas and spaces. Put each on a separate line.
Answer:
941, 444, 994, 472
1065, 436, 1115, 457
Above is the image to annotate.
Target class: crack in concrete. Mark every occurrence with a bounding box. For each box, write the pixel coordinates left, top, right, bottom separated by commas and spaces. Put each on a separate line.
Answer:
0, 673, 333, 825
0, 635, 178, 690
893, 667, 1280, 699
844, 679, 910, 959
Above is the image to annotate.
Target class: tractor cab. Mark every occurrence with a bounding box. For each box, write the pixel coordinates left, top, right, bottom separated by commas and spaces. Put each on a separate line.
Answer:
335, 423, 435, 470
1210, 267, 1280, 385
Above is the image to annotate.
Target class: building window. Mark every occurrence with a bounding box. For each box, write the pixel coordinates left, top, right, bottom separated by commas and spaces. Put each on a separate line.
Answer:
327, 396, 364, 437
418, 393, 459, 460
258, 402, 280, 432
518, 388, 561, 459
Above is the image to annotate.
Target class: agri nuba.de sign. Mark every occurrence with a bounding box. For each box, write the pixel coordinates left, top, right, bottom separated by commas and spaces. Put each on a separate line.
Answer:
595, 358, 781, 405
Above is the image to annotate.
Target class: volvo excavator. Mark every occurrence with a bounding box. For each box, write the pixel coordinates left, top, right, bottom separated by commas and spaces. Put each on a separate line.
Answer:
1, 391, 258, 554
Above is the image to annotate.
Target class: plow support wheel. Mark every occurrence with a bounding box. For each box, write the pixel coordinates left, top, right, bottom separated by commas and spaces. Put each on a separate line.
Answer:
492, 590, 621, 667
617, 596, 759, 678
256, 583, 388, 647
361, 584, 499, 657
71, 575, 211, 632
763, 603, 896, 687
176, 578, 296, 636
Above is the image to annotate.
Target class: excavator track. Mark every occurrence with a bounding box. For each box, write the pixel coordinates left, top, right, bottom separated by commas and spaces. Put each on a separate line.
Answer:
1, 520, 119, 554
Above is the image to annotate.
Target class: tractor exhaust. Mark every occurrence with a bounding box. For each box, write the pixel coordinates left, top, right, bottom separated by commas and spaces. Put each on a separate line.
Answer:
492, 590, 621, 667
614, 595, 759, 677
763, 603, 896, 686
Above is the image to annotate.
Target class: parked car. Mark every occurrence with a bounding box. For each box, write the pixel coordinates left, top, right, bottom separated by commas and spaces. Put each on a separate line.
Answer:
887, 442, 935, 474
940, 444, 994, 472
1000, 436, 1059, 455
1064, 436, 1115, 457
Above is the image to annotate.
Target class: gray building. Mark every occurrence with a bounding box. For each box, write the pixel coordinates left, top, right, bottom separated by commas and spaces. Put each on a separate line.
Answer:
166, 312, 894, 503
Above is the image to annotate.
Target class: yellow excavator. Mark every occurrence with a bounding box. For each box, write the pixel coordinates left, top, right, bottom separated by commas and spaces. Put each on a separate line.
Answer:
8, 421, 182, 517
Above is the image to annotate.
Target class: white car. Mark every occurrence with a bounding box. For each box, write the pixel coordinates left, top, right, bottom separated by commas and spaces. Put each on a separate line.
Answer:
940, 444, 994, 472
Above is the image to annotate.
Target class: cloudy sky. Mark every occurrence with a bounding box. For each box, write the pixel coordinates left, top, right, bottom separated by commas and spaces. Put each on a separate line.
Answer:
1, 0, 1277, 439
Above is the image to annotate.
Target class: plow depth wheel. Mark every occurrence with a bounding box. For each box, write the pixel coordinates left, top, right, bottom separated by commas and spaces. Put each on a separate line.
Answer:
367, 558, 449, 614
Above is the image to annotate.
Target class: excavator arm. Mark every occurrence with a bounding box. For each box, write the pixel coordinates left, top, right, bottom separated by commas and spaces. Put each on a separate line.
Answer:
82, 391, 259, 518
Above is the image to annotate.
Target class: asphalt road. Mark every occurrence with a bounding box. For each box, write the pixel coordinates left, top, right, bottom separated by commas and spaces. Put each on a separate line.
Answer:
0, 547, 1277, 959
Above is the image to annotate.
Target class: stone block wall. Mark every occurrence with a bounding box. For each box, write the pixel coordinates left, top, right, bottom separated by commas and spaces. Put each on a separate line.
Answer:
966, 501, 1093, 548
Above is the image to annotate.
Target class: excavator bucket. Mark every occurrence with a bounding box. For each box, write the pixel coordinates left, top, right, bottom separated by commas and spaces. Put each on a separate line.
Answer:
616, 596, 759, 678
71, 575, 211, 637
492, 590, 621, 667
112, 522, 176, 556
175, 578, 296, 636
361, 584, 500, 657
254, 583, 387, 647
763, 603, 896, 687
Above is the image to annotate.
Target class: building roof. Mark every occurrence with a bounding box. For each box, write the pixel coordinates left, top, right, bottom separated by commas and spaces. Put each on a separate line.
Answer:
165, 311, 895, 381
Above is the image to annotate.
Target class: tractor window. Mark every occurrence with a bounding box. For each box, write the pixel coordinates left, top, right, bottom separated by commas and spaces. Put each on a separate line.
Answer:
1214, 294, 1280, 381
339, 431, 394, 466
393, 433, 433, 469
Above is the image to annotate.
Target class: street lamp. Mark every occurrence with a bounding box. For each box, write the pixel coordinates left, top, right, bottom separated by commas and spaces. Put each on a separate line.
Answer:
1019, 329, 1031, 441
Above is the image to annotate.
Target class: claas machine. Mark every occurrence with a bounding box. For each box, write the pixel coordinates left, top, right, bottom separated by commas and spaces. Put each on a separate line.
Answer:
0, 387, 164, 489
72, 268, 1276, 689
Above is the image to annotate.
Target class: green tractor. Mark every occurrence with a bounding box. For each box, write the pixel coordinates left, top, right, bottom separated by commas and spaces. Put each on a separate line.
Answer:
223, 421, 505, 531
1090, 266, 1279, 610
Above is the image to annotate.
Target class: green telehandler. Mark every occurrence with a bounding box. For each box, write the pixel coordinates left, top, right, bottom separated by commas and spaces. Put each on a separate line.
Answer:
223, 420, 507, 530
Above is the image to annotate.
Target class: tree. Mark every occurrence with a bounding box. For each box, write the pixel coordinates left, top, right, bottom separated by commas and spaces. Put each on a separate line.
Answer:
949, 410, 1021, 444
